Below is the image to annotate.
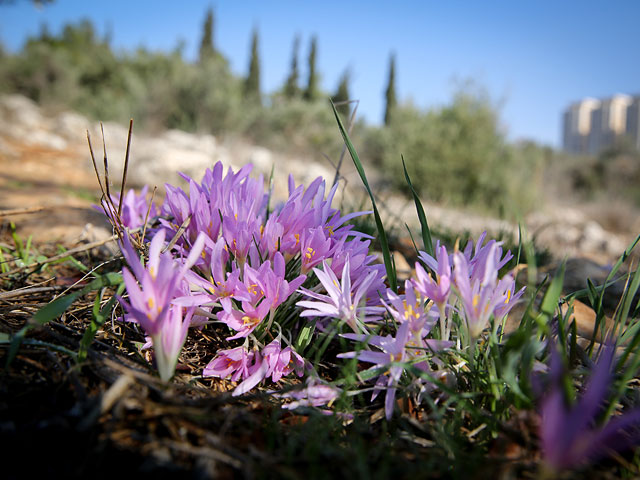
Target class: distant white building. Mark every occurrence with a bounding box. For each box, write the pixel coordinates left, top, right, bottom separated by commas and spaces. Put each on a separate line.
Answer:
562, 94, 640, 155
626, 96, 640, 151
562, 98, 600, 154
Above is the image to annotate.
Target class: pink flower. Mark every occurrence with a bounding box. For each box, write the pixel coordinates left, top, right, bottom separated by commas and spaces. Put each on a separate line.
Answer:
298, 257, 385, 333
218, 300, 271, 340
339, 321, 411, 420
262, 339, 305, 382
203, 346, 253, 382
119, 230, 205, 381
279, 378, 341, 410
299, 227, 332, 274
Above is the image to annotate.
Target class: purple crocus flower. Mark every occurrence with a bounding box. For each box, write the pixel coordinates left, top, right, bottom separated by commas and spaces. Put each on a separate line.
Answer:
119, 230, 205, 381
203, 346, 253, 381
540, 344, 640, 471
261, 339, 305, 382
338, 321, 411, 420
414, 245, 452, 308
299, 226, 332, 274
413, 245, 452, 340
178, 238, 250, 313
231, 339, 306, 396
243, 252, 306, 311
96, 186, 158, 231
218, 300, 272, 340
297, 257, 385, 333
279, 377, 341, 410
153, 304, 193, 382
453, 249, 524, 340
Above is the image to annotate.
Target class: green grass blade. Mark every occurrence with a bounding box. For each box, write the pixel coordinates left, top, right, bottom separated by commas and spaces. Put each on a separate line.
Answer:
612, 269, 640, 341
294, 322, 316, 355
585, 233, 640, 354
330, 100, 397, 291
539, 263, 565, 319
78, 282, 125, 363
401, 155, 434, 257
515, 223, 523, 267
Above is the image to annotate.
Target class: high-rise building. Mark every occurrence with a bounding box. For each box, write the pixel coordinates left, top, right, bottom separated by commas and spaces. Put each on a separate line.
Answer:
587, 94, 632, 155
562, 98, 600, 154
562, 94, 637, 155
626, 96, 640, 151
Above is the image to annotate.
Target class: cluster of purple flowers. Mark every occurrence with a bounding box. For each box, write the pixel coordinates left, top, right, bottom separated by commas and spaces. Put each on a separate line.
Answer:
109, 161, 525, 419
113, 161, 386, 392
337, 233, 524, 419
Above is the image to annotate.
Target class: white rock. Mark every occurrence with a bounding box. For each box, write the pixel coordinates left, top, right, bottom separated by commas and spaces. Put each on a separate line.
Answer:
55, 111, 91, 142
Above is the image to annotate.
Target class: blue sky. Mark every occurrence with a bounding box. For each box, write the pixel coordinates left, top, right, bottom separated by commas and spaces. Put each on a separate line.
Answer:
1, 1, 638, 147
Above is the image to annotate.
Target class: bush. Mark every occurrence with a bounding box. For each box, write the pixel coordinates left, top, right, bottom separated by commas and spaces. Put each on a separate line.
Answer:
370, 86, 544, 216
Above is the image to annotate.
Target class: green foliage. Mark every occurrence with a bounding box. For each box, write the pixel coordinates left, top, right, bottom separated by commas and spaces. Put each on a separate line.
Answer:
372, 84, 544, 215
332, 68, 351, 120
384, 53, 397, 126
244, 28, 261, 103
283, 35, 301, 99
332, 100, 397, 291
0, 18, 552, 215
198, 7, 215, 63
244, 96, 345, 157
303, 36, 319, 101
559, 142, 640, 205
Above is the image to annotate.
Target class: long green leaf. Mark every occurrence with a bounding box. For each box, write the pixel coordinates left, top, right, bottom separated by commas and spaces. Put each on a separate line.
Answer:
330, 100, 397, 291
401, 155, 434, 257
587, 232, 640, 354
539, 263, 565, 319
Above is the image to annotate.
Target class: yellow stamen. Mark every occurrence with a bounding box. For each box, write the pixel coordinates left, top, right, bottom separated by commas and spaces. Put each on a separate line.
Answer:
242, 315, 259, 327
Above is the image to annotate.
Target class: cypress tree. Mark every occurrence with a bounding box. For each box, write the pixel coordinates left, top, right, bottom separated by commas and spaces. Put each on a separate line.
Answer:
304, 35, 318, 101
198, 8, 215, 62
384, 53, 397, 125
244, 27, 261, 102
284, 35, 300, 98
332, 69, 351, 119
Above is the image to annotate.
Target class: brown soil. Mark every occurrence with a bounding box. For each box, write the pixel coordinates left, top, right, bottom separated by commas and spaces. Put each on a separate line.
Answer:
0, 136, 108, 244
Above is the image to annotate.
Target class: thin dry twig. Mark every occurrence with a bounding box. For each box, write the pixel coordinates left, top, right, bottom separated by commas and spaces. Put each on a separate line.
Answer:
162, 214, 192, 254
0, 285, 76, 301
117, 119, 134, 219
141, 186, 157, 242
101, 122, 111, 203
0, 206, 47, 217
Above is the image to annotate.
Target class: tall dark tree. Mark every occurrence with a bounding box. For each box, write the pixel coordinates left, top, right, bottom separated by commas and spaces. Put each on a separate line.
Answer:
244, 27, 261, 102
303, 35, 318, 101
284, 35, 300, 98
384, 53, 397, 125
332, 69, 351, 119
198, 7, 215, 62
